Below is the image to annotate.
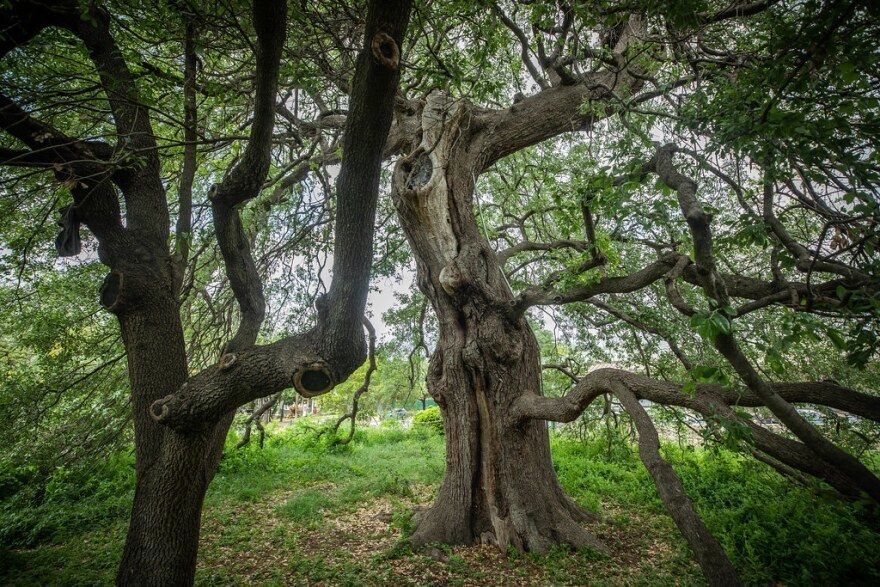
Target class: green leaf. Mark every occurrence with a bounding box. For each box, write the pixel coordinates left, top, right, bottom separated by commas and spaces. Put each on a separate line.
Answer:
827, 329, 847, 351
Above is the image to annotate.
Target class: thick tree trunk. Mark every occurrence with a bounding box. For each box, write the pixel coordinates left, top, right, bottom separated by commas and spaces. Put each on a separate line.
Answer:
411, 308, 603, 553
117, 427, 228, 586
112, 274, 230, 585
394, 93, 602, 553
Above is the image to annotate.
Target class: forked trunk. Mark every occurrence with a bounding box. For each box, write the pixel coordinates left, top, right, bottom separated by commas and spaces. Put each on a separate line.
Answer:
393, 92, 603, 553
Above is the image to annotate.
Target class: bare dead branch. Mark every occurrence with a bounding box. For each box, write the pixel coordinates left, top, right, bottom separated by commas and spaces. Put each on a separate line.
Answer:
330, 317, 377, 445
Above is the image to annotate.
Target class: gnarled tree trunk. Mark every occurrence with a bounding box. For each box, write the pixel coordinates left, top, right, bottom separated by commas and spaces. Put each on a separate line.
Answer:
393, 93, 603, 553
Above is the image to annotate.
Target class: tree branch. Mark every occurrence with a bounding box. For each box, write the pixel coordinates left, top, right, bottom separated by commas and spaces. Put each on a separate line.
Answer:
652, 144, 880, 503
515, 367, 879, 426
614, 384, 741, 586
151, 0, 413, 433
207, 0, 287, 353
172, 14, 199, 297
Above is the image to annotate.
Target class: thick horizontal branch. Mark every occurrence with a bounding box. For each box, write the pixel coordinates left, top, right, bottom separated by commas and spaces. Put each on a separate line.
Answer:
474, 14, 648, 168
0, 93, 114, 170
699, 0, 781, 24
150, 330, 334, 432
0, 0, 75, 59
0, 147, 62, 168
511, 254, 680, 316
475, 71, 624, 168
511, 248, 865, 318
512, 367, 879, 424
515, 367, 874, 503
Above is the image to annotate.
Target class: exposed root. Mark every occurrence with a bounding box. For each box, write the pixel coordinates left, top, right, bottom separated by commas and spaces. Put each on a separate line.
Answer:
410, 491, 608, 556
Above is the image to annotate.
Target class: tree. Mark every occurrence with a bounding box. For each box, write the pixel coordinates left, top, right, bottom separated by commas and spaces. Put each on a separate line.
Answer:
384, 7, 879, 586
2, 1, 878, 585
1, 0, 411, 583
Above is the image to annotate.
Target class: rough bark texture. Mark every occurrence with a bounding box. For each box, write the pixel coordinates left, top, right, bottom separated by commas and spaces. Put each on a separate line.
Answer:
0, 2, 229, 582
394, 93, 603, 554
115, 270, 223, 586
112, 1, 290, 581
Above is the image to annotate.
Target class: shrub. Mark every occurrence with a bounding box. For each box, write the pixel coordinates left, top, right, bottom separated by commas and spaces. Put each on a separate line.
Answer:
412, 406, 443, 434
0, 453, 134, 547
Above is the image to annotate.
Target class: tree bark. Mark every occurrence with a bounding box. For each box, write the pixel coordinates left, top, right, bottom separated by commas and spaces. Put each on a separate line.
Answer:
412, 316, 604, 553
394, 94, 603, 553
107, 245, 232, 585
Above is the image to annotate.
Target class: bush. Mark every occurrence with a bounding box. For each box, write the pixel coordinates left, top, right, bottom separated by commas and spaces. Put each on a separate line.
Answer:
412, 406, 443, 434
0, 453, 134, 547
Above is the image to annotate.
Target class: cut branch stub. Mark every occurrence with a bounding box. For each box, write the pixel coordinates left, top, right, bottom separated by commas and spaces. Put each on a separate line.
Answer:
293, 362, 335, 397
100, 271, 124, 313
371, 32, 399, 70
150, 398, 169, 422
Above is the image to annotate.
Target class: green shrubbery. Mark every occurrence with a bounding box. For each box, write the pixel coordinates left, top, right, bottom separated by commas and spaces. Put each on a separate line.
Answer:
552, 434, 880, 585
412, 406, 443, 434
0, 453, 134, 548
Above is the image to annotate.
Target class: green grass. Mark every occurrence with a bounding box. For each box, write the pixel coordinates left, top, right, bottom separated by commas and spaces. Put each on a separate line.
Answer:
1, 420, 878, 585
552, 435, 880, 585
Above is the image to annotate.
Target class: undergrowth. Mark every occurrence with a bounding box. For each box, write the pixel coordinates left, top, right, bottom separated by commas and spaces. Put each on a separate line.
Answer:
1, 419, 877, 585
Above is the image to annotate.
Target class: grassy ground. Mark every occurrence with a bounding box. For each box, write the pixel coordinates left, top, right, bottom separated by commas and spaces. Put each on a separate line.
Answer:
2, 420, 879, 585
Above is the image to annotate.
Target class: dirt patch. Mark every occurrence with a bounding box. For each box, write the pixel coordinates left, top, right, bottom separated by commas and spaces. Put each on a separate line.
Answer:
196, 485, 695, 586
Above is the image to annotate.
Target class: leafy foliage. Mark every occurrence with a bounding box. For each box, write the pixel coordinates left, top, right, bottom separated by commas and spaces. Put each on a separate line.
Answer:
412, 406, 444, 434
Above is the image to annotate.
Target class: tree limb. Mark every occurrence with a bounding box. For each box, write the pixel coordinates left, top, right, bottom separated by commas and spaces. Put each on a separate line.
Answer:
150, 0, 413, 433
614, 383, 741, 586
